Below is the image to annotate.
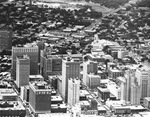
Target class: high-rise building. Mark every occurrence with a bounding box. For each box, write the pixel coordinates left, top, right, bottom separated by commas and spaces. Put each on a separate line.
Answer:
29, 81, 51, 115
16, 55, 30, 88
62, 57, 80, 102
136, 66, 150, 99
68, 78, 80, 106
117, 77, 127, 101
12, 44, 38, 79
0, 29, 12, 51
130, 82, 141, 105
41, 55, 62, 78
124, 65, 137, 102
83, 60, 98, 85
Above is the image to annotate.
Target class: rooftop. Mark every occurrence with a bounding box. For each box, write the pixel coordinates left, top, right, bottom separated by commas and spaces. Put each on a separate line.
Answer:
38, 113, 71, 117
0, 101, 25, 110
29, 75, 44, 79
29, 81, 51, 91
51, 96, 63, 101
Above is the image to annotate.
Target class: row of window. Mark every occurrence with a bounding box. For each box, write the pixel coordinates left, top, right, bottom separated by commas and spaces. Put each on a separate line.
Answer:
36, 91, 51, 94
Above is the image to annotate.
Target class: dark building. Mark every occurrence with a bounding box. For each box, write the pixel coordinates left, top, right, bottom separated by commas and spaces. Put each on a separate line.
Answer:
12, 45, 39, 79
29, 81, 51, 116
0, 101, 26, 117
97, 87, 110, 102
0, 29, 12, 51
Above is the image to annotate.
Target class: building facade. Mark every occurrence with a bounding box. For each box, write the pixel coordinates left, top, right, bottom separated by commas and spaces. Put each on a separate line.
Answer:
62, 57, 80, 102
16, 55, 30, 88
68, 78, 80, 106
29, 81, 51, 115
12, 45, 38, 79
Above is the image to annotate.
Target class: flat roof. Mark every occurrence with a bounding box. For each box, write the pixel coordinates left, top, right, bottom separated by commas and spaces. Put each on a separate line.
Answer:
51, 96, 63, 101
97, 87, 109, 92
51, 104, 67, 108
38, 113, 71, 117
97, 106, 107, 111
29, 75, 44, 79
0, 101, 25, 110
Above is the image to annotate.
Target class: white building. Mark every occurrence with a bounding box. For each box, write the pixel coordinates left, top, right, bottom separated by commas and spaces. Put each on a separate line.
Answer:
68, 78, 80, 107
62, 57, 80, 102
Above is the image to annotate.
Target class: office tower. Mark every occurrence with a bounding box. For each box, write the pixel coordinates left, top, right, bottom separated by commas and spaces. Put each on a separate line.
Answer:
83, 60, 98, 85
16, 55, 30, 88
36, 41, 44, 63
130, 81, 141, 105
136, 66, 150, 99
124, 65, 137, 102
0, 29, 12, 51
62, 57, 80, 102
86, 74, 101, 89
68, 78, 80, 106
117, 77, 127, 101
42, 55, 62, 78
29, 81, 51, 115
12, 44, 38, 79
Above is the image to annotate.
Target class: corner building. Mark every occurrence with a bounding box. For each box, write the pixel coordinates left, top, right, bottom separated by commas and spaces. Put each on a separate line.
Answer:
29, 81, 51, 116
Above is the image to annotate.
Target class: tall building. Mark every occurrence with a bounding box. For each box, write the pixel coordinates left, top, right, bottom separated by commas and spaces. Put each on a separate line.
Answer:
117, 77, 127, 101
62, 57, 80, 102
83, 60, 98, 85
130, 81, 141, 105
16, 55, 30, 88
124, 65, 137, 102
68, 78, 80, 106
12, 44, 38, 79
41, 55, 62, 78
0, 29, 12, 51
29, 81, 51, 115
136, 66, 150, 99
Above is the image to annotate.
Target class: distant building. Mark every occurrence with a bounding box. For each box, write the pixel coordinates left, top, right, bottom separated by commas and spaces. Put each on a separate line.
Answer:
0, 29, 12, 51
61, 57, 80, 102
0, 101, 26, 117
68, 78, 80, 106
29, 81, 51, 116
117, 49, 128, 59
12, 44, 38, 79
16, 55, 30, 88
